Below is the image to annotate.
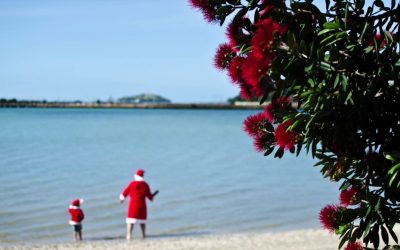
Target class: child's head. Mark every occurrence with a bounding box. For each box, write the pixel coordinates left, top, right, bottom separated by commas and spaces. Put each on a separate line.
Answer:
71, 199, 84, 207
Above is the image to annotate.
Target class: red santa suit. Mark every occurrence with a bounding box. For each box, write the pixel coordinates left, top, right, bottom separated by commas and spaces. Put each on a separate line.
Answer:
120, 170, 154, 224
68, 199, 85, 225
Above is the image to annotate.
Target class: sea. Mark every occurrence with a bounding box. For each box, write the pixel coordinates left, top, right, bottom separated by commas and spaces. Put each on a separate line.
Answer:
0, 108, 339, 244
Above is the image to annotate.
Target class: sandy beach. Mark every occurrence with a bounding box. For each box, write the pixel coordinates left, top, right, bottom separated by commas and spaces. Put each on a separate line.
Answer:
1, 229, 341, 250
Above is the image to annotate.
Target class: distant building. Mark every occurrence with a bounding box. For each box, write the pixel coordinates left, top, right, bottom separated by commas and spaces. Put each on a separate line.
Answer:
117, 93, 171, 104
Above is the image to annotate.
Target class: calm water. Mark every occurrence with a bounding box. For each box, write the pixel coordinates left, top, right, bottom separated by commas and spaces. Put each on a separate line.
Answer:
0, 108, 339, 244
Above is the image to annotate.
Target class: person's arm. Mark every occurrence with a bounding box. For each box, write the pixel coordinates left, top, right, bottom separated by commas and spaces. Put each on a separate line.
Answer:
145, 183, 154, 201
79, 210, 85, 221
120, 183, 131, 204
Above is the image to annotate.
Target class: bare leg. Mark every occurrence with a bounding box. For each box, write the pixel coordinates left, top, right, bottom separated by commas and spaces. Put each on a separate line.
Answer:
78, 230, 82, 241
126, 223, 134, 240
73, 232, 78, 242
140, 223, 146, 239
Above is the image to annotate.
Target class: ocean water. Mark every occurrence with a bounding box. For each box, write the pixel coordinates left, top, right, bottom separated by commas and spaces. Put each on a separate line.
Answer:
0, 108, 339, 244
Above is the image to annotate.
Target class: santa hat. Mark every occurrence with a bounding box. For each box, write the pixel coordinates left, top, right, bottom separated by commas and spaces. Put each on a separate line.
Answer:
134, 169, 145, 181
70, 199, 84, 208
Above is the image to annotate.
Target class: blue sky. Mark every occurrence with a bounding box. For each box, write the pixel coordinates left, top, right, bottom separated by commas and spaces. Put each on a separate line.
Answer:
0, 0, 386, 103
0, 0, 237, 103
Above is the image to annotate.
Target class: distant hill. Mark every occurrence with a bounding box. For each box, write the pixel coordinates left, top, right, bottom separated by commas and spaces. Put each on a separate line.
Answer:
227, 94, 259, 104
117, 93, 171, 104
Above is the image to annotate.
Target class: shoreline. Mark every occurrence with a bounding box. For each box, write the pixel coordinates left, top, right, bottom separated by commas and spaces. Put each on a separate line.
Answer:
0, 102, 263, 110
0, 228, 341, 250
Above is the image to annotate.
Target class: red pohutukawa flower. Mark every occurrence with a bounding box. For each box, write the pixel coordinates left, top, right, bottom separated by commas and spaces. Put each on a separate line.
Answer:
243, 112, 266, 137
241, 52, 272, 96
260, 5, 275, 17
274, 120, 297, 150
369, 33, 390, 49
340, 186, 359, 207
254, 134, 270, 152
264, 96, 290, 123
214, 43, 235, 70
264, 104, 275, 123
239, 82, 254, 100
344, 241, 364, 250
226, 18, 248, 50
252, 18, 286, 59
189, 0, 217, 23
228, 56, 246, 84
319, 204, 340, 232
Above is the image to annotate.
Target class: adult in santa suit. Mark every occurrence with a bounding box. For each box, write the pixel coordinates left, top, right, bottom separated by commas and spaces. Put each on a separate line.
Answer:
120, 169, 157, 240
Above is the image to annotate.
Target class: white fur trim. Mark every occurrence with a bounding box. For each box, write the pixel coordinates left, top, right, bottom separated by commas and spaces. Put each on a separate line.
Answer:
69, 220, 81, 225
69, 205, 79, 209
126, 218, 146, 224
79, 199, 84, 204
134, 175, 144, 181
119, 194, 125, 200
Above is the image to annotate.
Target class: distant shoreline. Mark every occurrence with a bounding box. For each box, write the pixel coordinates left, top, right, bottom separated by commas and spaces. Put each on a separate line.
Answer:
0, 102, 263, 110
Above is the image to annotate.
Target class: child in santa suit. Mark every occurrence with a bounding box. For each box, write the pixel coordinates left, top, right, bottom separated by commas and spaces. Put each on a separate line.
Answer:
120, 169, 158, 240
68, 199, 85, 241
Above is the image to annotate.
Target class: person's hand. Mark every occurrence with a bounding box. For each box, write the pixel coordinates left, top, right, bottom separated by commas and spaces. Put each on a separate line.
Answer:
153, 190, 159, 197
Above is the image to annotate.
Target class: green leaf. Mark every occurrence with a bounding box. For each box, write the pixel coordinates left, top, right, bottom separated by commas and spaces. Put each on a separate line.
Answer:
384, 153, 398, 162
335, 31, 348, 39
338, 230, 351, 249
334, 73, 340, 89
274, 148, 284, 158
319, 61, 334, 72
374, 198, 385, 222
381, 225, 389, 245
233, 7, 249, 22
344, 2, 349, 29
311, 141, 317, 158
356, 0, 365, 10
296, 143, 302, 156
383, 31, 393, 45
326, 37, 345, 47
336, 224, 350, 235
299, 40, 307, 54
374, 0, 384, 8
359, 22, 369, 41
363, 220, 372, 238
388, 163, 400, 174
364, 46, 374, 53
387, 225, 399, 243
339, 181, 351, 191
389, 171, 398, 187
288, 119, 301, 131
371, 224, 380, 249
341, 74, 348, 92
340, 208, 359, 224
320, 33, 338, 44
345, 91, 353, 105
305, 114, 317, 131
216, 5, 233, 15
264, 146, 274, 156
247, 0, 259, 9
318, 28, 335, 36
323, 22, 340, 29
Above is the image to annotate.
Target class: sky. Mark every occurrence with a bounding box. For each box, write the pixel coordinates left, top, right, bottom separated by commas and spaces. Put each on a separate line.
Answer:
0, 0, 388, 103
0, 0, 237, 103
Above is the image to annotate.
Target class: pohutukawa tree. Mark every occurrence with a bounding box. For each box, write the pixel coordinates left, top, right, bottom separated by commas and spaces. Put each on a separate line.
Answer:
190, 0, 400, 249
